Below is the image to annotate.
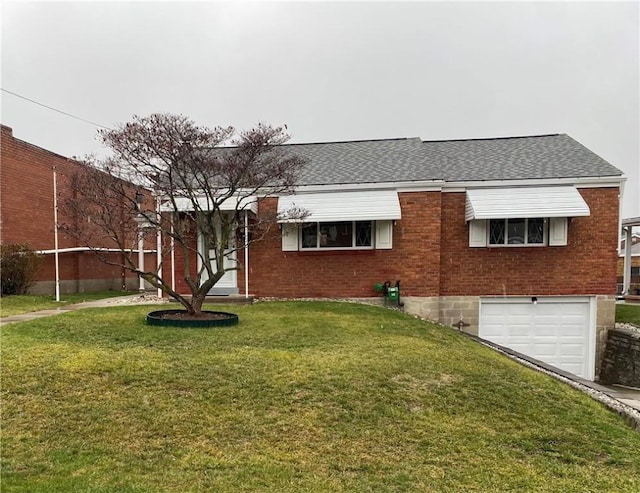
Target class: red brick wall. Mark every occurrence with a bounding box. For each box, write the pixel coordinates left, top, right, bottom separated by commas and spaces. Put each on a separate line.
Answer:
164, 187, 619, 299
0, 125, 140, 286
439, 187, 620, 296
246, 192, 442, 298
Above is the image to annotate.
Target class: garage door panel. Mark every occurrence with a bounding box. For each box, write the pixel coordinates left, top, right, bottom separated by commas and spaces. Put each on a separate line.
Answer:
558, 344, 584, 356
531, 326, 557, 337
480, 299, 592, 379
558, 327, 584, 338
532, 345, 558, 357
509, 326, 533, 337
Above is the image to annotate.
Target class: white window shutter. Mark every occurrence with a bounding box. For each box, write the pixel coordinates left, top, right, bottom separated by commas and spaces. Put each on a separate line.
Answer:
549, 217, 568, 246
375, 220, 393, 249
281, 224, 299, 251
468, 219, 487, 247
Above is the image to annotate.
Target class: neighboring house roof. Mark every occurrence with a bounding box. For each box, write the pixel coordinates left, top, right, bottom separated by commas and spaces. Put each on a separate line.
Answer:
283, 133, 623, 186
620, 235, 640, 257
620, 244, 640, 256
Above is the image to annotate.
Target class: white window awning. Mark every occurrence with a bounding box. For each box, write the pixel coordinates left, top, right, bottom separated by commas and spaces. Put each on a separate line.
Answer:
465, 186, 590, 221
160, 195, 258, 214
277, 190, 402, 223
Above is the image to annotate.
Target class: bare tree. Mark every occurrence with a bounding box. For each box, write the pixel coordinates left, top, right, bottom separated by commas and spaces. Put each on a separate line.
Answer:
62, 114, 307, 316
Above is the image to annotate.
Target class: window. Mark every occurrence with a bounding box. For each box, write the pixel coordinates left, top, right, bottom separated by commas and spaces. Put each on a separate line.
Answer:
489, 218, 545, 246
300, 221, 373, 249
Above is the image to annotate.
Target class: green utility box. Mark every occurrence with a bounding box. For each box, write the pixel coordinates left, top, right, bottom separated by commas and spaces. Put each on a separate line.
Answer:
387, 287, 399, 302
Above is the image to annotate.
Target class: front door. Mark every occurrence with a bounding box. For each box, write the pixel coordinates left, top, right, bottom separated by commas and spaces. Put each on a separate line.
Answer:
198, 215, 238, 295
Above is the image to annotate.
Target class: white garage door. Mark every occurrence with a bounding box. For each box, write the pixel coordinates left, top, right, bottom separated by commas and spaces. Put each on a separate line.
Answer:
479, 297, 594, 380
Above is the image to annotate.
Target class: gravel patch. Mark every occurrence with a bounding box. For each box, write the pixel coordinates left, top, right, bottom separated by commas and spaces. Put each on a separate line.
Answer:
107, 294, 169, 305
615, 322, 640, 333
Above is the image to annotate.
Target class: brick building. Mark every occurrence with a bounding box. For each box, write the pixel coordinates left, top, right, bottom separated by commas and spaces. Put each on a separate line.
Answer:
163, 134, 624, 381
0, 125, 147, 293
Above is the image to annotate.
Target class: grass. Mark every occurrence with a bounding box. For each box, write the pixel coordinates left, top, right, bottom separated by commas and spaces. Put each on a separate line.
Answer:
0, 290, 130, 317
616, 303, 640, 325
2, 301, 640, 492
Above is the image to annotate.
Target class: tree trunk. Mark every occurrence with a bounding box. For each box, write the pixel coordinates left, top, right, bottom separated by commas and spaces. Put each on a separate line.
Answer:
190, 292, 205, 315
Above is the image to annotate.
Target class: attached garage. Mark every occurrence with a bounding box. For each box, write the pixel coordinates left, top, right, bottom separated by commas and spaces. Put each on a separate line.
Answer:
479, 297, 596, 380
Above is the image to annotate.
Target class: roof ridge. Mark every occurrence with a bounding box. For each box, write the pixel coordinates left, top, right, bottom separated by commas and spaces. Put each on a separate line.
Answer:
286, 137, 414, 147
422, 134, 561, 144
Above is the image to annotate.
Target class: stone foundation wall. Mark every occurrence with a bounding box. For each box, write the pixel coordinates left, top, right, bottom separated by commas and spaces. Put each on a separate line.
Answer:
599, 327, 640, 387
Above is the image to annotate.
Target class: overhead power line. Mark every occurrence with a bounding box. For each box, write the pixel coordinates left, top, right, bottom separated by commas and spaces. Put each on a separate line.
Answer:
1, 88, 112, 130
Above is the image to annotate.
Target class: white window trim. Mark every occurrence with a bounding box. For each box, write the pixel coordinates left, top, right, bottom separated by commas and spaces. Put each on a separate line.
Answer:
469, 217, 572, 248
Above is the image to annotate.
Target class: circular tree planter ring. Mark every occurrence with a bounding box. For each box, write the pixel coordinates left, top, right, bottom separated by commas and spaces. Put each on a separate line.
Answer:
146, 309, 239, 328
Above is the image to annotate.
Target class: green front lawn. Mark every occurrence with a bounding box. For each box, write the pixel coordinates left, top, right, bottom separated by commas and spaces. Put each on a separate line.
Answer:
2, 301, 639, 492
616, 303, 640, 325
0, 290, 130, 318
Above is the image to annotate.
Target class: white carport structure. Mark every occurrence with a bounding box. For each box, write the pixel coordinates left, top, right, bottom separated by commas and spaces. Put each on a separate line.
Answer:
622, 216, 640, 295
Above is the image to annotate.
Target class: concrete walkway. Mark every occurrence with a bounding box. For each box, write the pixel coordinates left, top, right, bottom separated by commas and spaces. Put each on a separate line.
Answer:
0, 294, 167, 326
2, 295, 640, 429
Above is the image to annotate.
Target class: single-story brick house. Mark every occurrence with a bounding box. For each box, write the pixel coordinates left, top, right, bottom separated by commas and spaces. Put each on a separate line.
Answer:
162, 133, 624, 381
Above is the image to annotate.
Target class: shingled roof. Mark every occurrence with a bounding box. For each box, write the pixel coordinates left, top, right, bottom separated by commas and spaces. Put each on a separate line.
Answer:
426, 134, 623, 182
284, 137, 439, 186
282, 133, 622, 186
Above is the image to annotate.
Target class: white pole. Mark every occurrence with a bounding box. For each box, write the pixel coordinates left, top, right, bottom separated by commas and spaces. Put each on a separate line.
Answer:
156, 198, 162, 298
52, 167, 61, 302
138, 228, 145, 291
244, 210, 249, 298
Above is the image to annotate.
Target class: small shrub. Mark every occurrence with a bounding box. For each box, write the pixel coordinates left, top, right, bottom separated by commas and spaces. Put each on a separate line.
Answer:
1, 244, 42, 296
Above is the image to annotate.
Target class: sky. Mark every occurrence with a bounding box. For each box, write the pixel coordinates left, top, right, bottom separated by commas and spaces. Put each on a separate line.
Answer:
1, 1, 638, 218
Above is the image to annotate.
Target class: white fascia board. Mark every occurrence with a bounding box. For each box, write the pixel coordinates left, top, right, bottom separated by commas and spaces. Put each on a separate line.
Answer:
443, 175, 624, 191
287, 180, 444, 195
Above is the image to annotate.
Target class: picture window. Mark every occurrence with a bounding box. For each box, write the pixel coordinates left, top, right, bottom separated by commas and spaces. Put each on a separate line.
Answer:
489, 218, 545, 246
300, 221, 373, 249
